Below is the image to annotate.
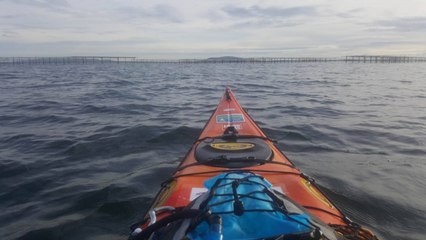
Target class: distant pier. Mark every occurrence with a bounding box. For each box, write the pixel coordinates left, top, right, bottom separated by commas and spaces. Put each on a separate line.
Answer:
0, 56, 136, 65
345, 55, 426, 63
1, 55, 426, 65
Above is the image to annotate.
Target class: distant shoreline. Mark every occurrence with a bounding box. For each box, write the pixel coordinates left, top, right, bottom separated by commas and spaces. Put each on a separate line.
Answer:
1, 55, 426, 64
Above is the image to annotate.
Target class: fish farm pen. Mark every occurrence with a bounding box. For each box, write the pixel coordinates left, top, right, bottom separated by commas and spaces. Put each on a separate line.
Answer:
1, 56, 426, 64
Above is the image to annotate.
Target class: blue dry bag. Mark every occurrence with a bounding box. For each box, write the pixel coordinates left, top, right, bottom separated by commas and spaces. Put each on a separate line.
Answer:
186, 172, 313, 240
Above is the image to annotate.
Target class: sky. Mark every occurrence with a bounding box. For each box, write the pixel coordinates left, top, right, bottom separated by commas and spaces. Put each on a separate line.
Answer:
1, 0, 426, 58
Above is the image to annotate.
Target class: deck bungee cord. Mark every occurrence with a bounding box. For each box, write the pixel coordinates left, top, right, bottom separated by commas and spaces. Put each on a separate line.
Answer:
131, 172, 334, 240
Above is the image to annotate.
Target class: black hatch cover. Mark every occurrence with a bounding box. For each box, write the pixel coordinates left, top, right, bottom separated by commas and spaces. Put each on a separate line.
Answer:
195, 137, 273, 168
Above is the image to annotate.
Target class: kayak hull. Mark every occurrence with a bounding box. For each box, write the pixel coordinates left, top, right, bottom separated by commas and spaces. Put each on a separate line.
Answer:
134, 88, 378, 239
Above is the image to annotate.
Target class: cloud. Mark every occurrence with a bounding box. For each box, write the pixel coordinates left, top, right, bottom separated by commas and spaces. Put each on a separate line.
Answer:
1, 29, 19, 38
230, 19, 302, 29
0, 37, 161, 57
220, 5, 318, 28
114, 4, 183, 23
222, 5, 317, 19
377, 17, 426, 32
1, 1, 426, 57
1, 0, 70, 10
335, 8, 364, 19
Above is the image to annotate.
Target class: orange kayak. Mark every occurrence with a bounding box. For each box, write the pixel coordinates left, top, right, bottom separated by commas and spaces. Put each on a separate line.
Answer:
130, 88, 379, 240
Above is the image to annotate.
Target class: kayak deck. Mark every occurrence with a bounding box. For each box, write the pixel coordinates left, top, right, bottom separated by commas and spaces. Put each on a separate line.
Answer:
135, 88, 378, 239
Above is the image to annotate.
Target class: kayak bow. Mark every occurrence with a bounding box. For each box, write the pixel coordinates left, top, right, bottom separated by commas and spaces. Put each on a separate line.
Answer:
130, 88, 378, 240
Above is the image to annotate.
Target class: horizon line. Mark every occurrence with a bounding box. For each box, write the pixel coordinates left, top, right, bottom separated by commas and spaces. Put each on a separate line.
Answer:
1, 55, 426, 60
2, 55, 426, 64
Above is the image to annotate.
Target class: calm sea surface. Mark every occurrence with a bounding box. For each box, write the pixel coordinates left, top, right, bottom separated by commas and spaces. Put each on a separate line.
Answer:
0, 62, 425, 240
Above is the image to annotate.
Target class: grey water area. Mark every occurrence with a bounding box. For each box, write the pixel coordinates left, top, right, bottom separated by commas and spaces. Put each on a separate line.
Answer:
0, 62, 425, 240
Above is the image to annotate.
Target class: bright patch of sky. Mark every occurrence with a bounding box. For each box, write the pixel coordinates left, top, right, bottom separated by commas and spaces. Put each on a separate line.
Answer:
1, 0, 426, 58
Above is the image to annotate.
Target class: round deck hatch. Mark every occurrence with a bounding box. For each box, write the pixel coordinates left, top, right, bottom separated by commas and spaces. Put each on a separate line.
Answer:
195, 137, 273, 168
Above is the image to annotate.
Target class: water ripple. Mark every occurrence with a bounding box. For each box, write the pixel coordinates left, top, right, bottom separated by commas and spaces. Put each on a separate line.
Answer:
1, 63, 425, 240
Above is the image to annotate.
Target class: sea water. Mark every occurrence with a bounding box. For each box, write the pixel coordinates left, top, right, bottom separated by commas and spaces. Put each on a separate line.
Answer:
0, 62, 425, 240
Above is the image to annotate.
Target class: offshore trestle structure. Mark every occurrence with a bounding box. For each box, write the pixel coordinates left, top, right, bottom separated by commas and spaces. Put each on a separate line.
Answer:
1, 55, 426, 64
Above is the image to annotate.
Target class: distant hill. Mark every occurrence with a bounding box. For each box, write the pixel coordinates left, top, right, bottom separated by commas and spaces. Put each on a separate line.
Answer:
206, 56, 243, 61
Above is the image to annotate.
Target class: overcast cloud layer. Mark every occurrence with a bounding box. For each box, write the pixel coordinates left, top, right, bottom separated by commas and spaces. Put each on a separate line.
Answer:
1, 0, 426, 58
